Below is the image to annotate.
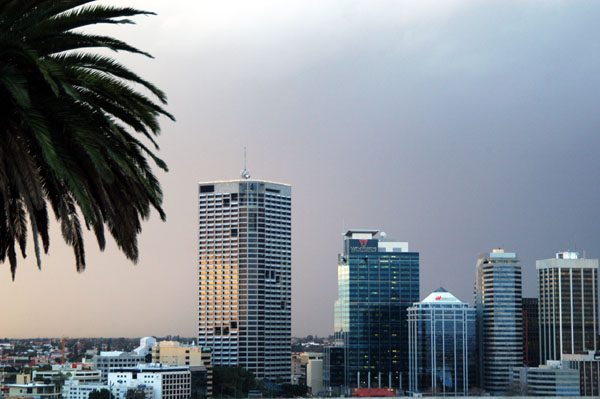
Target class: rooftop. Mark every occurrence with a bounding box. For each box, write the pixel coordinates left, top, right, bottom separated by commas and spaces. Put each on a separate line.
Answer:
421, 287, 463, 304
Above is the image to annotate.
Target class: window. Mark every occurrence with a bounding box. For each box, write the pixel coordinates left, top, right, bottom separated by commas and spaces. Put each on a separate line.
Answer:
200, 185, 214, 193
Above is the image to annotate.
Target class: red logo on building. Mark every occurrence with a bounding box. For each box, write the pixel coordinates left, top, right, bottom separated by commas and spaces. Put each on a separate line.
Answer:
360, 239, 368, 246
435, 295, 442, 300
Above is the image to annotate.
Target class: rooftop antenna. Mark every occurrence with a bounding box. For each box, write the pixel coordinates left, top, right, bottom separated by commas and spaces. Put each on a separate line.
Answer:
241, 147, 251, 179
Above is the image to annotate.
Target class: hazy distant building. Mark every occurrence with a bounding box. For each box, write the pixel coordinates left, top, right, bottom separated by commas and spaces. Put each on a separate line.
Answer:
334, 230, 419, 391
537, 251, 598, 363
562, 351, 600, 397
523, 297, 540, 367
408, 287, 476, 396
197, 179, 291, 381
475, 249, 523, 395
133, 337, 157, 358
510, 362, 580, 396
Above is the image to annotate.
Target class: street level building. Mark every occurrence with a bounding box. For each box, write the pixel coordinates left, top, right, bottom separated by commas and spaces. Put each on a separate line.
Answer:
408, 287, 476, 396
475, 249, 523, 395
6, 383, 61, 399
323, 345, 345, 395
334, 230, 419, 392
33, 364, 101, 384
197, 179, 291, 381
108, 364, 190, 399
151, 341, 212, 396
62, 381, 108, 399
537, 251, 598, 363
510, 362, 580, 396
92, 352, 144, 382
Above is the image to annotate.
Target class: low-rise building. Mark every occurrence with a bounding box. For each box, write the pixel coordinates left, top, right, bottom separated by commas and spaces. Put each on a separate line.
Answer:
108, 364, 190, 399
510, 362, 580, 396
6, 383, 60, 399
33, 364, 101, 384
151, 341, 212, 397
92, 352, 144, 382
62, 381, 109, 399
306, 359, 323, 394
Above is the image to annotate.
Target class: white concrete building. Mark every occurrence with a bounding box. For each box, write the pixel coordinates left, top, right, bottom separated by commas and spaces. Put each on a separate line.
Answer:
62, 381, 109, 399
108, 364, 190, 399
92, 351, 144, 382
307, 359, 324, 394
198, 179, 292, 380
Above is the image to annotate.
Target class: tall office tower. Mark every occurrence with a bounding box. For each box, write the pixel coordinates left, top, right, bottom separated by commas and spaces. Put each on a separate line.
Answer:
475, 249, 523, 395
197, 178, 291, 381
334, 230, 419, 392
522, 297, 540, 367
407, 287, 476, 396
537, 251, 598, 363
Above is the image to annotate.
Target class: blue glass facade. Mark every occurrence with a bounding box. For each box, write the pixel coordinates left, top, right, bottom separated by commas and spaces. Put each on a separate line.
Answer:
334, 231, 419, 391
408, 288, 476, 396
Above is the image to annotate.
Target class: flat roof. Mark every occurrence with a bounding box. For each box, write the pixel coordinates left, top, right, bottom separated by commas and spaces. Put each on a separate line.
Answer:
198, 179, 290, 187
343, 229, 379, 237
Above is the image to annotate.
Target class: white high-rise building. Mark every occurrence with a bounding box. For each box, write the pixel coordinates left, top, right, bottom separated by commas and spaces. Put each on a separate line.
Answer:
537, 252, 598, 363
197, 179, 291, 380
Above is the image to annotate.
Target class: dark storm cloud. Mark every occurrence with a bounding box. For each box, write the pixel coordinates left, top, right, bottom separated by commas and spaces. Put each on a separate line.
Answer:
2, 1, 599, 337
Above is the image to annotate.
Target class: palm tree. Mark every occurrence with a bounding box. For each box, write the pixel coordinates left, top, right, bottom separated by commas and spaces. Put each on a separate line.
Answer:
0, 0, 174, 279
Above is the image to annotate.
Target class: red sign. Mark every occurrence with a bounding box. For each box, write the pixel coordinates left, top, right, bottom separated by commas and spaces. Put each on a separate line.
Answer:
435, 295, 442, 300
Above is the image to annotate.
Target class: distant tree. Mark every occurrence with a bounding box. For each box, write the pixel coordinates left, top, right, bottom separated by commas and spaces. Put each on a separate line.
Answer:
89, 389, 114, 399
280, 384, 307, 397
212, 366, 264, 398
125, 388, 146, 399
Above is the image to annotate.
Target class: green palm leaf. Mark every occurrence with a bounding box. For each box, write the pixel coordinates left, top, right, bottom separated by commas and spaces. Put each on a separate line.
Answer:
0, 0, 173, 280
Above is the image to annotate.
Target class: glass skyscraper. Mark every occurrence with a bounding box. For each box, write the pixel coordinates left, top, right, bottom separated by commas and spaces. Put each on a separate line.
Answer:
537, 251, 598, 363
475, 249, 523, 395
334, 230, 419, 392
197, 179, 291, 381
408, 287, 476, 396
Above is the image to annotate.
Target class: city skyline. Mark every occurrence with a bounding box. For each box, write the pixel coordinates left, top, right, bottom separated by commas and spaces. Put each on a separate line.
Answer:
2, 0, 600, 339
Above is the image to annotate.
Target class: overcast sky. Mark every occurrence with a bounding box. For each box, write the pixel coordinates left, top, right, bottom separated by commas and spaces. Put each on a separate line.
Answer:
2, 0, 600, 338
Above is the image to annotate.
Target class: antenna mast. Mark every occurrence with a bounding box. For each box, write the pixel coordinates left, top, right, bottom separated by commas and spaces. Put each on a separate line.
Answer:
241, 147, 251, 179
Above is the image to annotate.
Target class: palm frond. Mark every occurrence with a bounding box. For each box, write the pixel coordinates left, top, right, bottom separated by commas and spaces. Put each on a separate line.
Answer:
0, 0, 172, 278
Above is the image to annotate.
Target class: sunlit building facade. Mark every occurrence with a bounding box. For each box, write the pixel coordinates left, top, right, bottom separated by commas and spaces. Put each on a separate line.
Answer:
475, 249, 523, 395
197, 180, 291, 381
537, 252, 598, 363
408, 287, 476, 396
334, 230, 419, 391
